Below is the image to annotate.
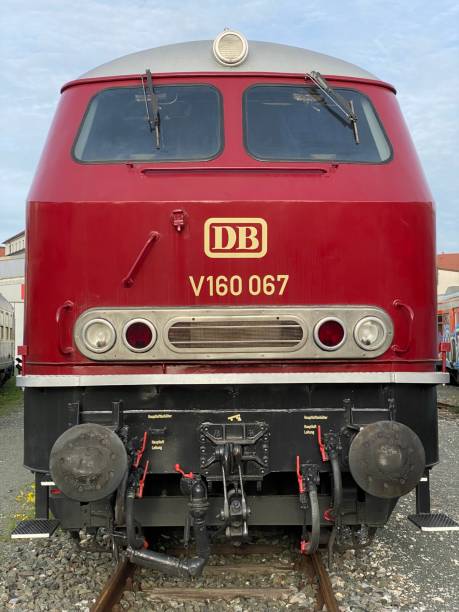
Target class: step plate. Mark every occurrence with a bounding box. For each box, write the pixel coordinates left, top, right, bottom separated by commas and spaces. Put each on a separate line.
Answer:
408, 512, 459, 532
11, 519, 60, 539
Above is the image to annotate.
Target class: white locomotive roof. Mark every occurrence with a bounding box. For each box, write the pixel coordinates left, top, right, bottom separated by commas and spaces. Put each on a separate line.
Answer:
79, 40, 378, 81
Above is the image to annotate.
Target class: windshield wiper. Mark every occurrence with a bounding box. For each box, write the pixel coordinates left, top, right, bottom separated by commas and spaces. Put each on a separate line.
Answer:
306, 71, 360, 144
142, 69, 161, 149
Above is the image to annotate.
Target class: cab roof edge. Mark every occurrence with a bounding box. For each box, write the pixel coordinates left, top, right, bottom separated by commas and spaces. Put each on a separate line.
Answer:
77, 39, 379, 82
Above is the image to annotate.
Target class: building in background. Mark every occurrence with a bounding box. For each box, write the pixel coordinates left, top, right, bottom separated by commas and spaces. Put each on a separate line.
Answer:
437, 253, 459, 295
0, 230, 25, 356
4, 231, 26, 256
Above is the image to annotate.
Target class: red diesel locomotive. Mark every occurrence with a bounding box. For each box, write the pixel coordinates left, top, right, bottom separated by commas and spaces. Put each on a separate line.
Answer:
15, 32, 457, 572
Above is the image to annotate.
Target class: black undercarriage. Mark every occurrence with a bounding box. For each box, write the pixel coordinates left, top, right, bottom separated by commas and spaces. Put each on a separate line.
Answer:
25, 383, 437, 542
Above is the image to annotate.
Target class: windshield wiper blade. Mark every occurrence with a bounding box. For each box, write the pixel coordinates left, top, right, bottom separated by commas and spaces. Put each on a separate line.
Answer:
142, 69, 161, 149
306, 71, 360, 144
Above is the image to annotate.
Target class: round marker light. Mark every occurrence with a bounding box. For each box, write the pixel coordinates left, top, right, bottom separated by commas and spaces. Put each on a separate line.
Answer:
123, 319, 157, 352
82, 319, 116, 353
213, 30, 249, 66
314, 318, 346, 351
354, 317, 387, 351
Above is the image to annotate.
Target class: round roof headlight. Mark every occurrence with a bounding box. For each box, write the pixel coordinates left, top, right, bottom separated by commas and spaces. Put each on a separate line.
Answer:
354, 317, 387, 351
213, 29, 249, 66
123, 319, 157, 353
82, 319, 116, 353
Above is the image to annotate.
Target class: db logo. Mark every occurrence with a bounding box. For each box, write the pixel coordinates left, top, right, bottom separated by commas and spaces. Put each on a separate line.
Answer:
204, 218, 268, 259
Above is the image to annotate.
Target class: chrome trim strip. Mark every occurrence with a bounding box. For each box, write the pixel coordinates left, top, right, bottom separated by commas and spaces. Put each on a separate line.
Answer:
17, 372, 450, 387
73, 306, 394, 361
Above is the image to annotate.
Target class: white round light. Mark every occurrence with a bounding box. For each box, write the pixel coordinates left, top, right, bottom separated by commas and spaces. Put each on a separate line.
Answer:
82, 319, 116, 353
213, 30, 249, 66
354, 317, 387, 351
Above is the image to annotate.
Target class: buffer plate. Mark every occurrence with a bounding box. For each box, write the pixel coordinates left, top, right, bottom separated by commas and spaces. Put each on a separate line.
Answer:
11, 519, 60, 539
408, 512, 459, 532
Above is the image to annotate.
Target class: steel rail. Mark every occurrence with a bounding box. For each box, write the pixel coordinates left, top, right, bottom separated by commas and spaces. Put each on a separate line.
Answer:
90, 558, 136, 612
310, 552, 340, 612
91, 544, 340, 611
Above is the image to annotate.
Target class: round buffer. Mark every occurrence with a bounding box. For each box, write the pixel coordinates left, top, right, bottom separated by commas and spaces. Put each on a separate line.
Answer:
349, 420, 425, 499
50, 423, 128, 502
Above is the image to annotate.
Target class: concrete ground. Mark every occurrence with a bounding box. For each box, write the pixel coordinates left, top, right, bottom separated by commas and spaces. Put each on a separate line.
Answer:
363, 415, 459, 610
437, 382, 459, 409
0, 377, 31, 538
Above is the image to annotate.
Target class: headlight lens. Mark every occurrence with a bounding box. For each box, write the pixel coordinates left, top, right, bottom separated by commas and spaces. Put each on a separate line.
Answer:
354, 317, 387, 351
123, 319, 157, 352
82, 319, 116, 353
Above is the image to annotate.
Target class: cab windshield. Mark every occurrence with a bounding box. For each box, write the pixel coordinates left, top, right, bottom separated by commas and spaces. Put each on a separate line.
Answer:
74, 85, 222, 162
244, 85, 391, 163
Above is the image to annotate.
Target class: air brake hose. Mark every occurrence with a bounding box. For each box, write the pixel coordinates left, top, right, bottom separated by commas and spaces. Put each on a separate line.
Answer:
330, 453, 343, 520
304, 483, 320, 554
125, 487, 143, 549
126, 479, 210, 578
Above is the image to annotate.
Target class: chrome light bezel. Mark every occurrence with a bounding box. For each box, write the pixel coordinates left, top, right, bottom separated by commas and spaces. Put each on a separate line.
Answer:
122, 318, 157, 353
213, 30, 249, 66
313, 317, 347, 352
354, 316, 388, 351
82, 318, 116, 353
74, 306, 393, 361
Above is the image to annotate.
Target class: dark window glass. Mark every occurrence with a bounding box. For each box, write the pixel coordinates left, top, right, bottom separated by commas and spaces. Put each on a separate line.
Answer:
244, 85, 391, 163
74, 85, 222, 162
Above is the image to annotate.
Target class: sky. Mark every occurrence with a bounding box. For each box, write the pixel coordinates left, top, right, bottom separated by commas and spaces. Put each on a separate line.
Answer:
1, 0, 458, 251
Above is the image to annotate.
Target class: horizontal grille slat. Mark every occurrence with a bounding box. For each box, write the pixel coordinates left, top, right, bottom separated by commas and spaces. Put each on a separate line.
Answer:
168, 318, 304, 351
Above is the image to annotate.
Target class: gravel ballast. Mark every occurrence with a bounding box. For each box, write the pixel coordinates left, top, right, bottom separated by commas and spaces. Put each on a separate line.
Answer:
0, 390, 458, 611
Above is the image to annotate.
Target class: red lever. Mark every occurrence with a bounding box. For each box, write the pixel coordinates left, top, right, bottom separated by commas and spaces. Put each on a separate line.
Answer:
175, 463, 194, 479
137, 460, 149, 498
317, 425, 329, 462
296, 455, 305, 494
134, 431, 148, 469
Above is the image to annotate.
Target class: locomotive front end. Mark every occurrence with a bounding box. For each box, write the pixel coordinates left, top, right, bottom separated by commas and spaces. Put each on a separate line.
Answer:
16, 33, 454, 567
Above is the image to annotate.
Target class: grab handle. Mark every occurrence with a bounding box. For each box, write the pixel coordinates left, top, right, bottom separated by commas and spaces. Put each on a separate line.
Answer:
56, 300, 74, 355
391, 299, 414, 355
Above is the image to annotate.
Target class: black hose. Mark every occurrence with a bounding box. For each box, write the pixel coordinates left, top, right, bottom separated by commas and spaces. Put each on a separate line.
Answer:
114, 469, 129, 526
125, 488, 143, 550
188, 479, 211, 559
330, 454, 343, 520
126, 479, 210, 578
127, 546, 207, 578
304, 483, 320, 554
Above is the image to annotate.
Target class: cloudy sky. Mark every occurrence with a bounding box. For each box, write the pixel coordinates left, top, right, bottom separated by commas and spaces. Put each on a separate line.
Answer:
1, 0, 458, 250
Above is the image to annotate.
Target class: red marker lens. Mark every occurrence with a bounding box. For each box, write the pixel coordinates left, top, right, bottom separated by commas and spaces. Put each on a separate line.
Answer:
315, 319, 345, 349
124, 320, 155, 351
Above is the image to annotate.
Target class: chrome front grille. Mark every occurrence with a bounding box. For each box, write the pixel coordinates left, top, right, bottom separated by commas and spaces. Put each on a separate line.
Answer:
73, 306, 394, 361
167, 318, 304, 350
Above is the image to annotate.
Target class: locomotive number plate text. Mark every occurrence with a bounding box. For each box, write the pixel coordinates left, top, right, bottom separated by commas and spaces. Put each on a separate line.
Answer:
189, 274, 289, 297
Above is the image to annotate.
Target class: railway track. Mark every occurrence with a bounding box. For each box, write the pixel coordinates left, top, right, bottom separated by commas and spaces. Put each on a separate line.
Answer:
91, 542, 340, 611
